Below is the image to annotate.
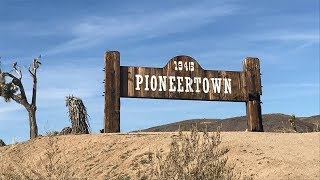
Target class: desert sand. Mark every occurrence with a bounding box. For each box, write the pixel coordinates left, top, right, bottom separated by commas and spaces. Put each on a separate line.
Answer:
0, 132, 319, 179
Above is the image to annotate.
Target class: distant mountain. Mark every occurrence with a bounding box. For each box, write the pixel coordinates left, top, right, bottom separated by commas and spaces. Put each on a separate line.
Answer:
299, 115, 320, 126
138, 114, 320, 133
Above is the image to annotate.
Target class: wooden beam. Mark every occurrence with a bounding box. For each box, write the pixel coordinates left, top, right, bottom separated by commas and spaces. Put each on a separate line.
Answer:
243, 57, 263, 132
104, 51, 120, 133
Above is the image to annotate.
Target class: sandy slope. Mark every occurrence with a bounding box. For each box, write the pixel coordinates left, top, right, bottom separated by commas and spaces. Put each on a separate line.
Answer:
0, 132, 319, 180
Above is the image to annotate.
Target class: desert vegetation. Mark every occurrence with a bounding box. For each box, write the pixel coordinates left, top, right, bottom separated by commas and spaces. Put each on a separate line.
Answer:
0, 57, 41, 139
136, 126, 236, 180
1, 129, 319, 179
65, 95, 91, 134
0, 126, 240, 180
0, 56, 94, 141
288, 114, 297, 132
0, 134, 73, 179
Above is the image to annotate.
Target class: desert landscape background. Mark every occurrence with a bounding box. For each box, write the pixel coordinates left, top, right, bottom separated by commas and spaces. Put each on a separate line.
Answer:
1, 1, 318, 179
139, 113, 320, 133
0, 113, 319, 179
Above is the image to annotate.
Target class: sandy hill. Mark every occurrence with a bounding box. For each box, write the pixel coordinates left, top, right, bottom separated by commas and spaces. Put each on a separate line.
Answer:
139, 114, 320, 133
0, 132, 319, 179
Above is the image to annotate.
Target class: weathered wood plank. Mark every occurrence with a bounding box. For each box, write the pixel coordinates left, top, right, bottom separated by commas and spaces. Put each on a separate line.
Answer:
120, 56, 247, 102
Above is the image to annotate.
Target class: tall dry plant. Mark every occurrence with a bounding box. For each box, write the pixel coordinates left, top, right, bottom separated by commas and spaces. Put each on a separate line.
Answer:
65, 96, 90, 134
139, 126, 237, 180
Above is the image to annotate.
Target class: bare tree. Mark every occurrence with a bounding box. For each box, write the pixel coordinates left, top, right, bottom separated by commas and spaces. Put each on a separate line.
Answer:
0, 56, 41, 139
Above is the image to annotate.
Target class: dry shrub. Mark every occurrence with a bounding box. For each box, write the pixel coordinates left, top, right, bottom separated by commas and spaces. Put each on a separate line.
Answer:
65, 95, 90, 134
314, 123, 320, 132
288, 114, 297, 132
45, 130, 60, 137
138, 126, 237, 180
59, 127, 72, 135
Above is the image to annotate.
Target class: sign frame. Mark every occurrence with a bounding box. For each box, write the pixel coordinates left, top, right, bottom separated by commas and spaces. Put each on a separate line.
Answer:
104, 51, 263, 132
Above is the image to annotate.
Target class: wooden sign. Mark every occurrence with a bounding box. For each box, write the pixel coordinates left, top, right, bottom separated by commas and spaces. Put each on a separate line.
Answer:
120, 56, 247, 102
104, 51, 263, 133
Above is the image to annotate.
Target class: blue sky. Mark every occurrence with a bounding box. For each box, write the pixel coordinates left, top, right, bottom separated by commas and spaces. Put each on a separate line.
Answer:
0, 0, 319, 144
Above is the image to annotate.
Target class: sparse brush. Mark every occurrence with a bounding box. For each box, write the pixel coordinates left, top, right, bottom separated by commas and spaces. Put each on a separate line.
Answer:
137, 125, 237, 180
0, 135, 73, 179
315, 123, 320, 132
288, 114, 297, 132
40, 135, 72, 179
59, 126, 72, 135
45, 130, 60, 137
65, 95, 91, 134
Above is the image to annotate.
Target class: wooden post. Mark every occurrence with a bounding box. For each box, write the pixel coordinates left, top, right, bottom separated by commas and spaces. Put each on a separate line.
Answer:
104, 51, 120, 133
243, 57, 263, 132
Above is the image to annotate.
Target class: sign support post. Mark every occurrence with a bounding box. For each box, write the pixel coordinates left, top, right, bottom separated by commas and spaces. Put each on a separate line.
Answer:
104, 51, 120, 133
243, 58, 263, 132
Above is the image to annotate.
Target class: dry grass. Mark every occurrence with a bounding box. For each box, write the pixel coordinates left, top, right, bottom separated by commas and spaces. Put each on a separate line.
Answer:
0, 126, 236, 180
136, 126, 237, 180
0, 134, 73, 180
1, 131, 319, 179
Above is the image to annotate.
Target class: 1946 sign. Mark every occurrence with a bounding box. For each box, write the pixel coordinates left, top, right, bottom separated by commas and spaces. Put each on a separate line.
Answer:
174, 61, 194, 71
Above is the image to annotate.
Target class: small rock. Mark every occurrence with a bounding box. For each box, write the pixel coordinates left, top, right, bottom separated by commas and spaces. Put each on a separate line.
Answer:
59, 127, 72, 135
0, 139, 6, 147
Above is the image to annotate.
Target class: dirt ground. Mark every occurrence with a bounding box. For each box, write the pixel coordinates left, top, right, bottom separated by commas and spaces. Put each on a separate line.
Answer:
0, 132, 319, 179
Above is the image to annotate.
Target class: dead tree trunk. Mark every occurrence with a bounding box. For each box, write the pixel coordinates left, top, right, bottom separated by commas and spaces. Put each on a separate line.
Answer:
27, 105, 38, 139
0, 57, 41, 139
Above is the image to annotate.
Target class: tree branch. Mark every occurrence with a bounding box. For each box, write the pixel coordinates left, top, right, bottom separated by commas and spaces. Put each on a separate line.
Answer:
28, 66, 35, 77
1, 72, 29, 105
28, 58, 40, 106
12, 62, 22, 80
31, 68, 37, 106
11, 94, 29, 108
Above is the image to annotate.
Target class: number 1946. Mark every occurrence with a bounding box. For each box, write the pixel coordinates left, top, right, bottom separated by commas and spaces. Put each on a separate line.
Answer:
174, 61, 195, 72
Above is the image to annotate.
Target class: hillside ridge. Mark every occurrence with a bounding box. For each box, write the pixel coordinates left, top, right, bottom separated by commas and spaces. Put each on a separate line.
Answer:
138, 113, 319, 133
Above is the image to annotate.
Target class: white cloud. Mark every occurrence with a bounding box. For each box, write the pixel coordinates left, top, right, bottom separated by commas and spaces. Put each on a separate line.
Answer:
266, 83, 320, 88
248, 31, 319, 43
0, 103, 24, 121
71, 4, 236, 38
0, 104, 23, 114
44, 3, 239, 55
0, 21, 67, 37
262, 83, 320, 102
